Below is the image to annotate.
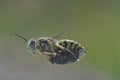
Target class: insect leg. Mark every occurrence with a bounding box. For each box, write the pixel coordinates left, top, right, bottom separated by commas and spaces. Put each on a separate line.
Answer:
55, 43, 77, 60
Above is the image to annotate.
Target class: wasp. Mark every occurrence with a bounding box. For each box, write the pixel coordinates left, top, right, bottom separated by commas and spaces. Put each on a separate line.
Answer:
15, 32, 86, 65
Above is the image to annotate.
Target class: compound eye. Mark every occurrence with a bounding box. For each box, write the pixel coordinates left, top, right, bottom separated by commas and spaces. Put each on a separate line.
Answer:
27, 40, 36, 55
30, 40, 35, 45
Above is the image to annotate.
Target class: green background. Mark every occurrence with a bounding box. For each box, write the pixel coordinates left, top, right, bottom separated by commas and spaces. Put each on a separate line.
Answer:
0, 0, 120, 80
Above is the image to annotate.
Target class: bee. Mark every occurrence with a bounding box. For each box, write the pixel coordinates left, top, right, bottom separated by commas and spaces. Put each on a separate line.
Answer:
15, 32, 86, 65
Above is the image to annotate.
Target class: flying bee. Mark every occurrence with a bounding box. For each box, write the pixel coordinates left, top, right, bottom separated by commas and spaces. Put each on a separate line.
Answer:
15, 32, 86, 65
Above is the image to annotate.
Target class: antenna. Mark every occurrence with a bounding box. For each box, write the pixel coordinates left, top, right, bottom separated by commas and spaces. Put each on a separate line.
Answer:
14, 33, 28, 42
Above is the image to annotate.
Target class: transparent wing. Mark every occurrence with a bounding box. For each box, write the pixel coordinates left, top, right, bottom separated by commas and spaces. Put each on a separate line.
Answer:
53, 30, 69, 39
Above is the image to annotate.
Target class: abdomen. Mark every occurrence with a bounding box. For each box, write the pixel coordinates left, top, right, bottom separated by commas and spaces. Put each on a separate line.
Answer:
53, 39, 86, 64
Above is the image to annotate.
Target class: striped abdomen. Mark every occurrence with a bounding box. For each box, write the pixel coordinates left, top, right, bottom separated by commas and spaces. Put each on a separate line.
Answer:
53, 39, 86, 64
58, 39, 84, 51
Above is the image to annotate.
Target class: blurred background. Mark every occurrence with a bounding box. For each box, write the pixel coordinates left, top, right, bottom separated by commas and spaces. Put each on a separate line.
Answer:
0, 0, 120, 80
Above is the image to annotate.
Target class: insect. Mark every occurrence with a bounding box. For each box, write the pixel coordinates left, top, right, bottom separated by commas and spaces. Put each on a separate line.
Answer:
15, 32, 86, 65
